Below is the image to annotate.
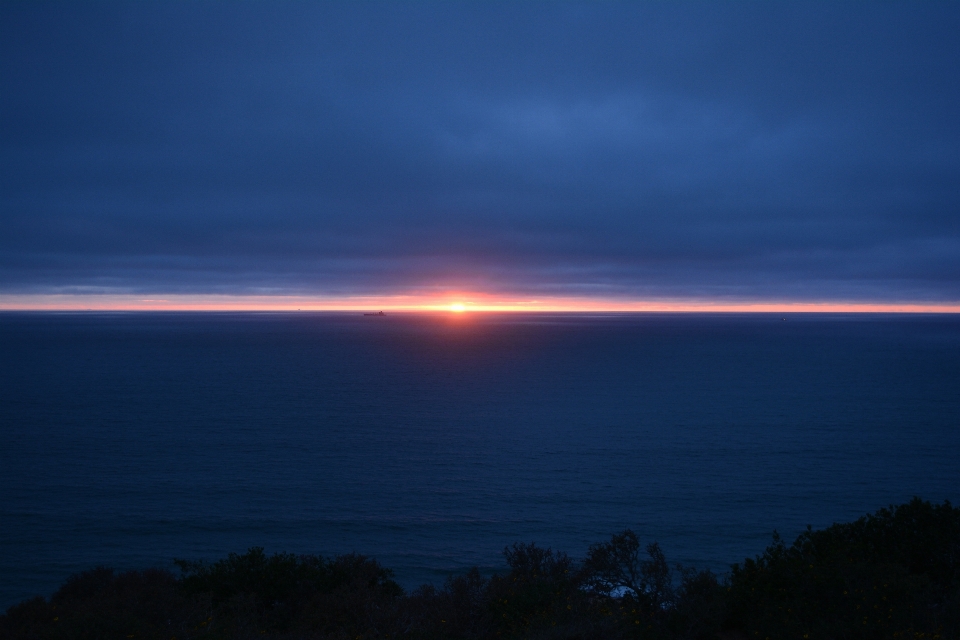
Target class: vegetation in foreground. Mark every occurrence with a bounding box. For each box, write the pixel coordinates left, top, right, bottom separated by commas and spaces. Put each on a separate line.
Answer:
3, 498, 958, 639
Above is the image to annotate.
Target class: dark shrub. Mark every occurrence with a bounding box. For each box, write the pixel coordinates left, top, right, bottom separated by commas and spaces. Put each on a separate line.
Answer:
673, 566, 725, 640
583, 531, 674, 608
403, 568, 491, 639
725, 498, 960, 639
5, 499, 955, 640
293, 552, 405, 638
582, 531, 690, 639
487, 542, 607, 639
1, 567, 202, 640
176, 547, 403, 637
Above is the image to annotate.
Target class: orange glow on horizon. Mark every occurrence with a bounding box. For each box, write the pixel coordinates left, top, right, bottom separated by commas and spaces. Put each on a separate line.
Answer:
1, 293, 959, 313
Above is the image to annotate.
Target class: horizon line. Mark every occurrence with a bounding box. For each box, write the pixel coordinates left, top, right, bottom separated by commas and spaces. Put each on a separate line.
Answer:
2, 294, 960, 313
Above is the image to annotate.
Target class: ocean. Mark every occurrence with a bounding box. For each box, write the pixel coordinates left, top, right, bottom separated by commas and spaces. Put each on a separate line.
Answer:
1, 311, 958, 609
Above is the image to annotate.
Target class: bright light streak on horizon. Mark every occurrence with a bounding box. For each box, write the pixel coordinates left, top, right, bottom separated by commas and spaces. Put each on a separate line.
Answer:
1, 293, 959, 313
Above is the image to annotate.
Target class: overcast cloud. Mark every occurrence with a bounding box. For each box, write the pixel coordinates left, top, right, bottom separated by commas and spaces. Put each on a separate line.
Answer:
2, 2, 959, 302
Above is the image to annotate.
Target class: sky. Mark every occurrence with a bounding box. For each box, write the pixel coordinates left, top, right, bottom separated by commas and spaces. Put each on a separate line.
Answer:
2, 2, 960, 311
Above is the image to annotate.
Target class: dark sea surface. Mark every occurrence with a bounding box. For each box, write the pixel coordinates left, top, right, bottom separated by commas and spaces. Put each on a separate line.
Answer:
1, 311, 959, 609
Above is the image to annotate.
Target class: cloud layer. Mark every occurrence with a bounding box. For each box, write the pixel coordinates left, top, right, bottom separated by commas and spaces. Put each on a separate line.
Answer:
2, 2, 959, 302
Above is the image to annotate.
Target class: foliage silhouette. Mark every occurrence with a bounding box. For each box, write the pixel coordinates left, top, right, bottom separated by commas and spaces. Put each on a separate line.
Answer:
2, 498, 957, 639
726, 497, 960, 639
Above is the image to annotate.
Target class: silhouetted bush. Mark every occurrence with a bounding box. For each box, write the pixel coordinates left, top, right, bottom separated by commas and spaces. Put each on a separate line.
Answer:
3, 498, 957, 639
726, 497, 960, 639
581, 531, 726, 639
1, 567, 205, 640
403, 568, 492, 639
176, 547, 403, 638
486, 542, 606, 639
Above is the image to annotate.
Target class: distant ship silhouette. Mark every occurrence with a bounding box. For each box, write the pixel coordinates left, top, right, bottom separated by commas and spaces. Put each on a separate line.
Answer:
363, 311, 386, 316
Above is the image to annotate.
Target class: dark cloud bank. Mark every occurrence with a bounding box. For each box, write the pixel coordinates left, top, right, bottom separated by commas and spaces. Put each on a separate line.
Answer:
2, 2, 959, 302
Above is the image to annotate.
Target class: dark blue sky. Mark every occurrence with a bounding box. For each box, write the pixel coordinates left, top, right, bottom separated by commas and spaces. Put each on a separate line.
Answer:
2, 2, 959, 304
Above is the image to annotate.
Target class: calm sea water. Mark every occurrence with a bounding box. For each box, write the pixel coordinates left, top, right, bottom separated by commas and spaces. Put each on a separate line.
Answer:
2, 312, 959, 609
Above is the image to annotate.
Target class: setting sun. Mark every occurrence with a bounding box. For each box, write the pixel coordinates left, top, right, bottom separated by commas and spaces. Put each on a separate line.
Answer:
449, 303, 466, 313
